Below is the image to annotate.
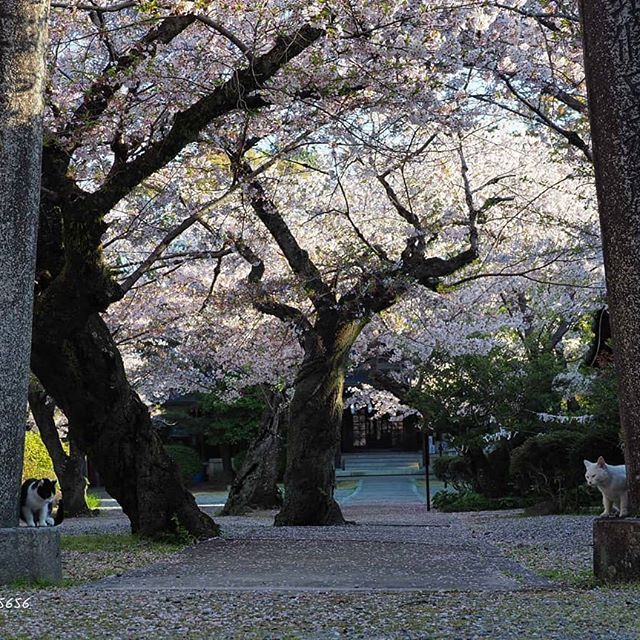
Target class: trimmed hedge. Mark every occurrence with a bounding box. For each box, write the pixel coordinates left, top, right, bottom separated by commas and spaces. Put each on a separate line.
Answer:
432, 455, 474, 492
509, 430, 580, 497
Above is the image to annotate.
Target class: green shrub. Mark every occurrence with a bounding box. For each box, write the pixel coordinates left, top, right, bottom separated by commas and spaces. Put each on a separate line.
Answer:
22, 431, 56, 481
432, 490, 461, 511
509, 427, 622, 512
432, 455, 456, 483
86, 493, 102, 510
471, 443, 514, 498
570, 428, 623, 466
433, 446, 514, 498
433, 489, 530, 512
164, 444, 202, 486
431, 455, 474, 492
509, 430, 580, 499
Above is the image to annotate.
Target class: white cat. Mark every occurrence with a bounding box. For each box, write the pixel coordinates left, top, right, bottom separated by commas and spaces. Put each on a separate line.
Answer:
584, 456, 628, 517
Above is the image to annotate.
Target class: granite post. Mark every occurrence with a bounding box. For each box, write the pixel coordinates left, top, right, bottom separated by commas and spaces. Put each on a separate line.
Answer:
593, 518, 640, 583
579, 0, 640, 581
0, 0, 60, 583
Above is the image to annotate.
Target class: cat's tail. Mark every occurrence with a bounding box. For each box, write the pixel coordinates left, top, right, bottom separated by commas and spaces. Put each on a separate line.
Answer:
54, 500, 64, 526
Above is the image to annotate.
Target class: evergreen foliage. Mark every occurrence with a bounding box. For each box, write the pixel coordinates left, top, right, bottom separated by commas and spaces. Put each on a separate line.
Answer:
164, 444, 202, 486
421, 347, 622, 512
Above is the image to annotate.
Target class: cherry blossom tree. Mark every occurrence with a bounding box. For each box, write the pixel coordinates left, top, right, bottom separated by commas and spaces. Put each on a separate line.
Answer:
215, 120, 548, 524
349, 127, 605, 447
33, 1, 344, 536
452, 1, 590, 161
108, 114, 605, 525
31, 0, 614, 532
33, 0, 493, 533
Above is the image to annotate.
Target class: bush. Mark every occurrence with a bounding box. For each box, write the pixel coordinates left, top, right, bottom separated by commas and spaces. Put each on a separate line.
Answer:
22, 431, 56, 481
509, 430, 580, 499
571, 428, 623, 466
432, 455, 456, 482
433, 446, 514, 498
432, 490, 529, 512
431, 455, 473, 492
165, 445, 202, 486
471, 443, 514, 498
509, 427, 622, 512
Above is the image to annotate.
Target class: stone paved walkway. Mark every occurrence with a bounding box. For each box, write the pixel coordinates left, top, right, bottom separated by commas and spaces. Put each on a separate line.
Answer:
7, 508, 638, 640
340, 476, 425, 505
89, 505, 550, 593
94, 475, 445, 511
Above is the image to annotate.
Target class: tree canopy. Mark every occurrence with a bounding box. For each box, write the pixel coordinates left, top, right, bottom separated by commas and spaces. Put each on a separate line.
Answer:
26, 0, 622, 531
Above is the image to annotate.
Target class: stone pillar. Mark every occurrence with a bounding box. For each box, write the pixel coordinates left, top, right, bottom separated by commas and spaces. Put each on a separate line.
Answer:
0, 528, 61, 584
594, 519, 640, 583
579, 1, 640, 514
0, 0, 60, 584
0, 0, 48, 526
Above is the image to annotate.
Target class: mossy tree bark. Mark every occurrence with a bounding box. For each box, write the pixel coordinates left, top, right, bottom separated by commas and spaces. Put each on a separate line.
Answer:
28, 377, 92, 517
222, 390, 286, 515
580, 0, 640, 515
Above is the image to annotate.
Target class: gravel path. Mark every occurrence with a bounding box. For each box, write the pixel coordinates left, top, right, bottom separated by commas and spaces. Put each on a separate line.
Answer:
1, 507, 639, 639
457, 510, 595, 578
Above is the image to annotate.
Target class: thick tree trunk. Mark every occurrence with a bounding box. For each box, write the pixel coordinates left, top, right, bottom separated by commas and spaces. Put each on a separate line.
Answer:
0, 0, 49, 528
61, 440, 91, 517
27, 378, 92, 517
275, 321, 364, 526
222, 391, 286, 515
580, 0, 640, 515
274, 354, 346, 526
31, 312, 219, 538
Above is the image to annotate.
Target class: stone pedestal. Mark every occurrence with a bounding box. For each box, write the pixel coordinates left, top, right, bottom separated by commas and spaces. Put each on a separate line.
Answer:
593, 518, 640, 583
0, 527, 62, 584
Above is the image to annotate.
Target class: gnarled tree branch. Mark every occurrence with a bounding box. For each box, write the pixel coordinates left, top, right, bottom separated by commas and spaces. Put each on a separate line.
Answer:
236, 158, 336, 313
234, 237, 313, 339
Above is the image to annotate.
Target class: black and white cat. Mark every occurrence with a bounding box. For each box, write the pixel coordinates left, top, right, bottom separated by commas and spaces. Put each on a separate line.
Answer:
20, 478, 64, 527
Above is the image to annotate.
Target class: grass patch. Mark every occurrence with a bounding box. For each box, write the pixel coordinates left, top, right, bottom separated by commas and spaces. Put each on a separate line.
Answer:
85, 493, 101, 510
432, 489, 532, 512
9, 576, 79, 590
57, 532, 191, 585
60, 533, 186, 553
504, 543, 596, 589
538, 567, 597, 589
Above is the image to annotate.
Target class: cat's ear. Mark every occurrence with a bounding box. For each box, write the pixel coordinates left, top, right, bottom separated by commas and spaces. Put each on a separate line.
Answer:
584, 459, 591, 469
597, 456, 606, 467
